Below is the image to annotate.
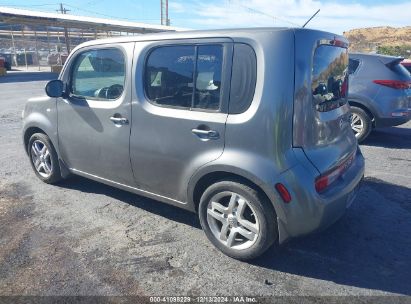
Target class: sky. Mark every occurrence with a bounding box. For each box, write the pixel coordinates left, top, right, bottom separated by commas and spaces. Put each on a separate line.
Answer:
0, 0, 410, 34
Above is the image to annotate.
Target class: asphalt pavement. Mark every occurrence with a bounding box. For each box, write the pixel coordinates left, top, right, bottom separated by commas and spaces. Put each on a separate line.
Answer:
0, 72, 410, 298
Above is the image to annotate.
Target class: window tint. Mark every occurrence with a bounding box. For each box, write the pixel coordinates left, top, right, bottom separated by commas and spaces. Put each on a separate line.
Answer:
71, 48, 125, 100
193, 45, 223, 110
145, 46, 194, 108
145, 44, 223, 110
348, 58, 360, 74
312, 45, 348, 112
229, 44, 257, 114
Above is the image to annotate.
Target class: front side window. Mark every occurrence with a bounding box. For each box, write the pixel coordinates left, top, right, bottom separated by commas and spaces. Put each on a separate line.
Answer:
312, 45, 348, 112
70, 48, 125, 101
145, 44, 223, 110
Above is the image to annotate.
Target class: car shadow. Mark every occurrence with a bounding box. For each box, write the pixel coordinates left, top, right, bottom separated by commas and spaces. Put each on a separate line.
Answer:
58, 175, 410, 295
362, 126, 411, 149
58, 175, 201, 229
253, 177, 411, 295
0, 72, 58, 83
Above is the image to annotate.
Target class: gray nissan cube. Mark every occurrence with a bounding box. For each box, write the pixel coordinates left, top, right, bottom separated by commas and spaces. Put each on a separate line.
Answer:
22, 28, 364, 260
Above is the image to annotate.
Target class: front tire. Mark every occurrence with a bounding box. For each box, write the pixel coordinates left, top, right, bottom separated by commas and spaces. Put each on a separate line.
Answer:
199, 180, 277, 260
28, 133, 62, 184
350, 106, 372, 143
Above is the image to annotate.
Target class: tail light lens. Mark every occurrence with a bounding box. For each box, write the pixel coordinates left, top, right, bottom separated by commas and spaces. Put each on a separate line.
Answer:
373, 80, 411, 89
315, 152, 355, 193
315, 168, 340, 193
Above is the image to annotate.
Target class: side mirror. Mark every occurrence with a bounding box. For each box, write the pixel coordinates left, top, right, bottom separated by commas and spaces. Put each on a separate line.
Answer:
45, 79, 64, 98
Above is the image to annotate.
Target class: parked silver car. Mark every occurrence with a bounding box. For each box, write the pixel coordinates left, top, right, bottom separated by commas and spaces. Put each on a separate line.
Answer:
348, 53, 411, 142
22, 28, 364, 260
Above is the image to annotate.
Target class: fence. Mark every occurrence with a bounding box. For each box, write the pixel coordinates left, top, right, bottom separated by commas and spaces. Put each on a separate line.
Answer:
0, 24, 138, 71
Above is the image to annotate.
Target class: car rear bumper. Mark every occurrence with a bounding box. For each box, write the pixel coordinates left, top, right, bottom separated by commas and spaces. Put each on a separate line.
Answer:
276, 148, 365, 243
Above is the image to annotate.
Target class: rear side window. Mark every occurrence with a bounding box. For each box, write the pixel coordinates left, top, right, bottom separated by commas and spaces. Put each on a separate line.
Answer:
348, 58, 360, 74
145, 44, 223, 110
312, 45, 348, 112
70, 48, 125, 100
229, 44, 257, 114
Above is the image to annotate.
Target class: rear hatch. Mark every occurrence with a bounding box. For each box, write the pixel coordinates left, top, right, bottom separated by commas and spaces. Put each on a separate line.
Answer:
377, 55, 411, 83
373, 55, 411, 117
293, 29, 357, 190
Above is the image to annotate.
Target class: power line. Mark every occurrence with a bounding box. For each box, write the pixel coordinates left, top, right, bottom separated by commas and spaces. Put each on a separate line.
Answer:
0, 2, 163, 23
63, 3, 144, 22
0, 3, 60, 7
228, 0, 300, 27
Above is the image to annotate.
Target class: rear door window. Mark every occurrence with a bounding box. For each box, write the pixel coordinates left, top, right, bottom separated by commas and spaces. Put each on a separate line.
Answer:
145, 45, 195, 108
145, 44, 224, 111
312, 45, 348, 112
193, 45, 223, 110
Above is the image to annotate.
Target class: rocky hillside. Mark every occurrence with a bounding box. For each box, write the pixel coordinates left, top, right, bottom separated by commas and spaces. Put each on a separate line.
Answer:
343, 26, 411, 56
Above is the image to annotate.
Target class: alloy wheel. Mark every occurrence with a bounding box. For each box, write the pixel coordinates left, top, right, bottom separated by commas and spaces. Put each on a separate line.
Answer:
350, 113, 364, 138
30, 139, 53, 178
206, 191, 260, 250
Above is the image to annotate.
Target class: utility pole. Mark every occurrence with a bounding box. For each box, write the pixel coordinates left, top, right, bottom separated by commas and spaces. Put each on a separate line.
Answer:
57, 3, 71, 54
57, 2, 70, 14
160, 0, 170, 26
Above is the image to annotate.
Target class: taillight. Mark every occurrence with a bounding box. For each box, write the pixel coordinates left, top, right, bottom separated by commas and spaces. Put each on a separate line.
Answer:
315, 167, 340, 193
275, 183, 292, 203
315, 153, 355, 193
331, 38, 348, 48
373, 80, 411, 89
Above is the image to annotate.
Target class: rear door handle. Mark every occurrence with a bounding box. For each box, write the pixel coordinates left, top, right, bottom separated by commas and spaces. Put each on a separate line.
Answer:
191, 128, 220, 140
110, 116, 129, 125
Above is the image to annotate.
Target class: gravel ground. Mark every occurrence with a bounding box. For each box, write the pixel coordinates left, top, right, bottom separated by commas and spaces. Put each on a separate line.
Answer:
0, 72, 410, 298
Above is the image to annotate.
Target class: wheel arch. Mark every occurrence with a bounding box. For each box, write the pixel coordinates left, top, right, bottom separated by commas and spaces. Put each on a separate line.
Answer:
23, 126, 70, 178
189, 168, 281, 220
348, 99, 376, 126
23, 126, 48, 154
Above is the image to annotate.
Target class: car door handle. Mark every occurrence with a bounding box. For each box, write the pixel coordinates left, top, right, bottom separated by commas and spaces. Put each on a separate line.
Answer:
110, 116, 129, 125
191, 128, 220, 140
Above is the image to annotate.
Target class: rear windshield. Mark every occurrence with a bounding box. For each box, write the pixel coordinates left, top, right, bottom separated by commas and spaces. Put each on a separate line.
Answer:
312, 45, 348, 112
389, 62, 411, 77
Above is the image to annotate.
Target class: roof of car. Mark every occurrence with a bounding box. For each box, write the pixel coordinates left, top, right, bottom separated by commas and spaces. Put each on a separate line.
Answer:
76, 27, 291, 47
69, 27, 347, 57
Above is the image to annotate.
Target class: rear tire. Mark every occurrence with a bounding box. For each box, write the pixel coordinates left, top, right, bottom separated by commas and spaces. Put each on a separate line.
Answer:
350, 106, 372, 143
28, 133, 62, 184
198, 180, 277, 260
